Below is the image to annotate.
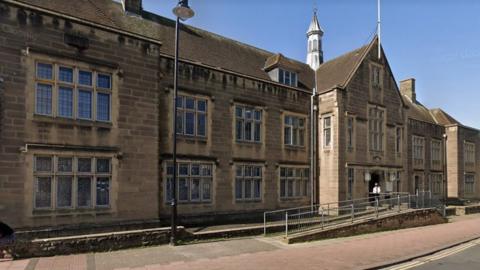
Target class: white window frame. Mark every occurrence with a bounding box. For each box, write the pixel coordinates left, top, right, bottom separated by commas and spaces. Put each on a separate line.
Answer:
235, 104, 262, 143
284, 114, 306, 147
431, 139, 442, 169
164, 161, 213, 204
368, 106, 385, 152
464, 142, 475, 165
235, 164, 263, 202
34, 61, 112, 122
278, 69, 298, 87
323, 116, 332, 148
33, 155, 112, 210
413, 136, 425, 167
279, 166, 310, 200
464, 174, 475, 195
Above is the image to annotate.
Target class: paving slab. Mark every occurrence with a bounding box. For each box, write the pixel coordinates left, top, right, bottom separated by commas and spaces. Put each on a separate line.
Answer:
1, 214, 479, 270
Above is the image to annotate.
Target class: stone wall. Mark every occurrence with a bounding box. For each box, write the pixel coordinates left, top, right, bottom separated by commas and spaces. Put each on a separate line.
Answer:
287, 209, 447, 244
12, 227, 185, 259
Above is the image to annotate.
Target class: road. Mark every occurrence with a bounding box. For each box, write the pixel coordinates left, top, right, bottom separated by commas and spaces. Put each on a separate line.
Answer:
386, 239, 480, 270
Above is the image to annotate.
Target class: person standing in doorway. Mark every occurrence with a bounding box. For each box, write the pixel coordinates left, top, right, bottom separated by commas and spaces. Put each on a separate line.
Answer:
373, 182, 381, 203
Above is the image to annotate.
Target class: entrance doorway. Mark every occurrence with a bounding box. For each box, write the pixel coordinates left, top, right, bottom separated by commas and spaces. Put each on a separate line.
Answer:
369, 172, 381, 193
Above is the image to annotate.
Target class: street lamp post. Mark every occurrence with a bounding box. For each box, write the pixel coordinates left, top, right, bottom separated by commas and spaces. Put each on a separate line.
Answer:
443, 133, 448, 205
171, 0, 194, 246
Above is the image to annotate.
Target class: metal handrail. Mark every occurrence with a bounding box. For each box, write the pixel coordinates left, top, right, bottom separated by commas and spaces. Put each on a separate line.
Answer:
263, 192, 409, 235
281, 191, 439, 238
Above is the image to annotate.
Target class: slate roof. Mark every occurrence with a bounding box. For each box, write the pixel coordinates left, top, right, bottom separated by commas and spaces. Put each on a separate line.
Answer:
13, 0, 315, 89
315, 41, 372, 94
430, 108, 461, 126
400, 94, 437, 124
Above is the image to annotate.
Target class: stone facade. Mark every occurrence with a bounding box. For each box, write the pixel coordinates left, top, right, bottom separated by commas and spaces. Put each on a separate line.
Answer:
0, 0, 478, 233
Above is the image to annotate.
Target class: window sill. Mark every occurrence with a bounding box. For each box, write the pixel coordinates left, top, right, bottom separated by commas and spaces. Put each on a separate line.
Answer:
284, 145, 306, 151
280, 197, 309, 201
32, 207, 112, 216
33, 115, 112, 129
177, 134, 208, 144
164, 201, 212, 205
236, 140, 263, 146
235, 199, 262, 203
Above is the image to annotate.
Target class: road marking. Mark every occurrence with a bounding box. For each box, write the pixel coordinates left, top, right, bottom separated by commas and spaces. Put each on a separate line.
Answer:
384, 239, 480, 270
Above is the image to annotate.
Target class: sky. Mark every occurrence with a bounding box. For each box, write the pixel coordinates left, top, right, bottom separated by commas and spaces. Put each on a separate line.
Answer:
141, 0, 480, 128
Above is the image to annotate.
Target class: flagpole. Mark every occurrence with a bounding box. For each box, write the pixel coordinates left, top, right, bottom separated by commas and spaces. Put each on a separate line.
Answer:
377, 0, 381, 59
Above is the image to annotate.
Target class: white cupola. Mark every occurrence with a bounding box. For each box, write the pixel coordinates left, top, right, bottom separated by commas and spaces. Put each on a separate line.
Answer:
306, 9, 324, 70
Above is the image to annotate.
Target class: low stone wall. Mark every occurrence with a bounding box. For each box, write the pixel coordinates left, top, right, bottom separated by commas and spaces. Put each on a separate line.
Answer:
12, 227, 187, 259
287, 209, 447, 244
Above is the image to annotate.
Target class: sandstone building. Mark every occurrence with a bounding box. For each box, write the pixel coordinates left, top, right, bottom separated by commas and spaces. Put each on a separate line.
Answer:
0, 0, 478, 230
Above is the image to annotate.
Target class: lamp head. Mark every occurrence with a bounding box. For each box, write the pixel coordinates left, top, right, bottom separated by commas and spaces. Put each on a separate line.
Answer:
173, 0, 195, 21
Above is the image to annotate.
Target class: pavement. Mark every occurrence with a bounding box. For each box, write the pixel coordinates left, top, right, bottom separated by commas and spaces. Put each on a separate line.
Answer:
0, 214, 479, 270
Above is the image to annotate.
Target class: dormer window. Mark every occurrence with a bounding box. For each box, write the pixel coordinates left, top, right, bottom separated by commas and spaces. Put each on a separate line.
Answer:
278, 69, 297, 87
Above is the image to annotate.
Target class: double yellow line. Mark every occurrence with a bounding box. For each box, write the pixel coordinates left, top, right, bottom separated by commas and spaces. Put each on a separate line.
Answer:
385, 239, 480, 270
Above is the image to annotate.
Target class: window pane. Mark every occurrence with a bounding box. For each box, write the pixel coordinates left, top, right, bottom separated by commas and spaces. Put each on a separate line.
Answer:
179, 164, 189, 176
78, 90, 92, 119
97, 74, 111, 89
96, 177, 110, 206
79, 70, 92, 86
96, 93, 110, 121
201, 164, 212, 176
36, 63, 53, 80
254, 180, 261, 199
35, 156, 52, 172
245, 109, 252, 119
284, 127, 291, 145
235, 179, 243, 199
35, 177, 52, 208
166, 177, 173, 202
245, 180, 252, 199
185, 112, 195, 135
191, 164, 200, 176
295, 180, 301, 197
176, 96, 184, 108
299, 130, 305, 146
197, 100, 207, 112
202, 179, 212, 200
58, 87, 73, 117
179, 178, 189, 201
96, 158, 111, 173
254, 110, 261, 121
280, 179, 286, 197
291, 73, 297, 86
236, 120, 243, 140
236, 107, 243, 118
59, 67, 73, 83
57, 176, 72, 208
36, 84, 52, 115
197, 113, 206, 136
185, 97, 195, 109
245, 122, 252, 141
279, 69, 284, 83
58, 157, 72, 172
288, 180, 294, 197
78, 158, 92, 173
176, 111, 183, 134
254, 123, 261, 142
191, 179, 200, 201
78, 177, 92, 207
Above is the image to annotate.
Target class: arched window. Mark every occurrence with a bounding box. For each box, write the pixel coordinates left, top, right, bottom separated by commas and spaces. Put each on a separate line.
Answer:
313, 39, 318, 51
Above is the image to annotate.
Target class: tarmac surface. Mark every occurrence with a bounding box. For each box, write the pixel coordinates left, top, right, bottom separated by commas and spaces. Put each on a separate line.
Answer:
1, 214, 479, 270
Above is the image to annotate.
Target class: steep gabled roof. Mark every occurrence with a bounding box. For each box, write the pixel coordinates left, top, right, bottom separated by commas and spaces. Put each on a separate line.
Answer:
400, 95, 437, 124
11, 0, 314, 90
430, 108, 461, 126
315, 39, 373, 93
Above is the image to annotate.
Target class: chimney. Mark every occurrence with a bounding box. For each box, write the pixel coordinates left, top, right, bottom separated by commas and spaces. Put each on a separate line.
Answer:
122, 0, 142, 15
400, 78, 416, 102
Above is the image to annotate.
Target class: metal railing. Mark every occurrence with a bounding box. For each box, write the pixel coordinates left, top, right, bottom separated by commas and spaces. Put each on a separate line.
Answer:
282, 191, 440, 238
263, 192, 408, 235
